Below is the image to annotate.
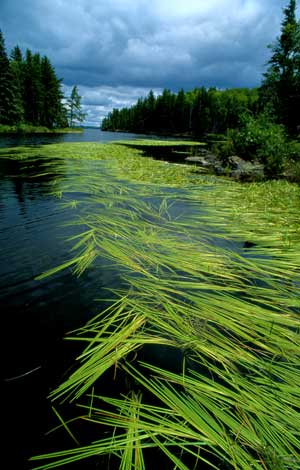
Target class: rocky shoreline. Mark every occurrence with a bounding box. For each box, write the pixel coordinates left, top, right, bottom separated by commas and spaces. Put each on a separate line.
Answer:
185, 148, 265, 181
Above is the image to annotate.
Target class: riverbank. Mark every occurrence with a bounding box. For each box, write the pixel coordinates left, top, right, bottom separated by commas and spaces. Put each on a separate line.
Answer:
116, 139, 300, 182
104, 128, 300, 182
0, 124, 83, 134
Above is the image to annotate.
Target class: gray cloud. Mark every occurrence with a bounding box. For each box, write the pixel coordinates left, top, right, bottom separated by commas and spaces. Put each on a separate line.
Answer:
63, 84, 162, 126
0, 0, 289, 125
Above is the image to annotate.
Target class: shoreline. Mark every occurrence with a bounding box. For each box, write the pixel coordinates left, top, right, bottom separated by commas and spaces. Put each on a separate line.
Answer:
0, 125, 84, 134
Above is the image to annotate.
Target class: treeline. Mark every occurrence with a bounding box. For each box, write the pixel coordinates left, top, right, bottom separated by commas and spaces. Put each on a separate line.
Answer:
0, 30, 67, 128
102, 0, 300, 137
102, 87, 259, 136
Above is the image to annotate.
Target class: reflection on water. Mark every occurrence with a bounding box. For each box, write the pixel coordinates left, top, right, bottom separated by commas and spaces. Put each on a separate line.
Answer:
0, 151, 122, 469
0, 128, 177, 148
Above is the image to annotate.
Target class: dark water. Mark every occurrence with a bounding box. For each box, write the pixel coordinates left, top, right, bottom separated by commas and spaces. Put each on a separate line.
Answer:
0, 130, 140, 469
0, 130, 191, 469
0, 128, 179, 148
0, 130, 256, 469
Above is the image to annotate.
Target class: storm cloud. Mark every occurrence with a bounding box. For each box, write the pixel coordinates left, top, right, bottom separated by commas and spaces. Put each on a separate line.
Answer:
0, 0, 288, 126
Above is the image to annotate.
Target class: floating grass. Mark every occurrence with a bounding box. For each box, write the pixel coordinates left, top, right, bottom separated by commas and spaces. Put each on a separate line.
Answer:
2, 142, 299, 469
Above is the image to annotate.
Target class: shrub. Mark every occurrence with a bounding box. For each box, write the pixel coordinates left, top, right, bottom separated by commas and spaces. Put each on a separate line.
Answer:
215, 115, 292, 177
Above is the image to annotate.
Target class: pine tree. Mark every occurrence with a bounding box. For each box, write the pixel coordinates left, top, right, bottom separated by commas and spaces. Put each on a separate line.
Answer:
10, 45, 25, 122
174, 89, 188, 133
0, 30, 23, 124
260, 0, 300, 132
23, 50, 43, 124
67, 86, 86, 127
40, 56, 66, 128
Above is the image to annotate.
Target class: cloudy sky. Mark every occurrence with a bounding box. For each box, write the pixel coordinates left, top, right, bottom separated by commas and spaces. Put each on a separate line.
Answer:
0, 0, 291, 126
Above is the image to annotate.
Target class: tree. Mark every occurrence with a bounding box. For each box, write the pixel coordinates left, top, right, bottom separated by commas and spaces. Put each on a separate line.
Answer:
10, 45, 25, 122
174, 89, 189, 133
22, 50, 43, 124
0, 30, 70, 129
0, 30, 23, 124
67, 86, 86, 127
40, 56, 66, 128
260, 0, 300, 132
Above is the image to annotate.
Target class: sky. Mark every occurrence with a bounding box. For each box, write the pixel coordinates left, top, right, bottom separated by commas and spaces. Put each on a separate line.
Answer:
0, 0, 291, 127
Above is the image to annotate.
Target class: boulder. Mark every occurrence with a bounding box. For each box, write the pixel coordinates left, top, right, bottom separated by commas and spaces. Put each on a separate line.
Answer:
185, 150, 265, 181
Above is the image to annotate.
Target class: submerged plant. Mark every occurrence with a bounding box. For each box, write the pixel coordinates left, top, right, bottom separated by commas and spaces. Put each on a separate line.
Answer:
2, 142, 299, 469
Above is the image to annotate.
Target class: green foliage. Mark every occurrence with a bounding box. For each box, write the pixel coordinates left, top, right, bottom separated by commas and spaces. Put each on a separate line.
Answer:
40, 56, 67, 128
9, 45, 24, 121
282, 140, 300, 181
0, 30, 23, 124
216, 115, 291, 177
101, 87, 259, 137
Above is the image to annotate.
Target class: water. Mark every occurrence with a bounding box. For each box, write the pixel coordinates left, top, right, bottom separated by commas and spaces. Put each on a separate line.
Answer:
0, 128, 179, 148
0, 129, 192, 469
0, 130, 139, 468
0, 130, 272, 469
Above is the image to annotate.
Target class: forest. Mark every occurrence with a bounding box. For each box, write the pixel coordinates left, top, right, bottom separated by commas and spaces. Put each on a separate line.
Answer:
102, 86, 259, 136
0, 30, 66, 128
102, 1, 300, 176
0, 31, 84, 130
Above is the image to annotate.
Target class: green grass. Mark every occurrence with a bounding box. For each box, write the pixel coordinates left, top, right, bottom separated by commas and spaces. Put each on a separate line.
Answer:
1, 142, 299, 469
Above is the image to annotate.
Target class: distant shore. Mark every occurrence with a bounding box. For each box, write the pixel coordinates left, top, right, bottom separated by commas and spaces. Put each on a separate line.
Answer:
0, 124, 84, 134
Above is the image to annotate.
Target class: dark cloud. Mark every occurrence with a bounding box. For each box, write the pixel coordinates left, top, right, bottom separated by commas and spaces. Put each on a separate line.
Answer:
0, 0, 289, 125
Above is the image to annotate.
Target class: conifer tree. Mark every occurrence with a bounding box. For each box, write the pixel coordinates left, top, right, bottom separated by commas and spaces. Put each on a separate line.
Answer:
67, 86, 86, 127
23, 50, 43, 124
0, 30, 23, 124
10, 45, 25, 122
260, 0, 300, 132
40, 56, 66, 128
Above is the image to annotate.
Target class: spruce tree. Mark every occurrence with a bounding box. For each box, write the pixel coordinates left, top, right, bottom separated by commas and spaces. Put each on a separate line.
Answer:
23, 50, 42, 124
67, 86, 86, 127
0, 30, 23, 124
40, 56, 66, 128
10, 45, 25, 122
260, 0, 300, 132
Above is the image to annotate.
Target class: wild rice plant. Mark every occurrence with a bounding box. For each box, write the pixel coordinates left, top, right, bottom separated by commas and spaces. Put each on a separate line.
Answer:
2, 142, 299, 469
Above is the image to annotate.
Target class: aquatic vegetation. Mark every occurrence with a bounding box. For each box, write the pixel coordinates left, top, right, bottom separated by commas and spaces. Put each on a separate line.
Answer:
113, 139, 205, 146
1, 142, 299, 469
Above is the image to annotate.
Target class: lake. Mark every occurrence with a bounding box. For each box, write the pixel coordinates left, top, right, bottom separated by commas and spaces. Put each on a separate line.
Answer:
1, 130, 299, 470
0, 129, 193, 469
0, 128, 179, 147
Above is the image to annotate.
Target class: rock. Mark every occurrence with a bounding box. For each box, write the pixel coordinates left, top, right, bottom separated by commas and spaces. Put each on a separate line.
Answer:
185, 150, 265, 181
231, 161, 264, 181
185, 151, 217, 167
185, 156, 211, 166
228, 155, 244, 169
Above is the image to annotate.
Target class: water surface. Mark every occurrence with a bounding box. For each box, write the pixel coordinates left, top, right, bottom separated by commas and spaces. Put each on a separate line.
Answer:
0, 132, 199, 469
0, 131, 289, 470
0, 128, 178, 148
